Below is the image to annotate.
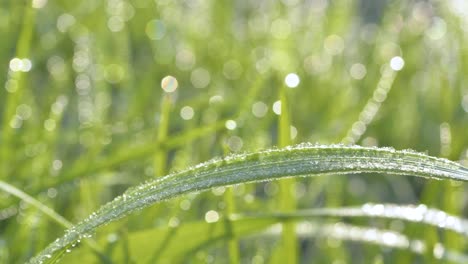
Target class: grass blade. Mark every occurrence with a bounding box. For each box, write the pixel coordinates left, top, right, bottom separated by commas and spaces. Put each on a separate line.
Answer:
240, 203, 468, 237
260, 222, 468, 263
28, 144, 468, 263
276, 80, 297, 263
0, 180, 111, 263
0, 180, 71, 229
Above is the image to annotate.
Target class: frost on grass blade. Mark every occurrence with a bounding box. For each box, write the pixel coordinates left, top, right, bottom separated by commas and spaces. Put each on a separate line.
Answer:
29, 144, 468, 264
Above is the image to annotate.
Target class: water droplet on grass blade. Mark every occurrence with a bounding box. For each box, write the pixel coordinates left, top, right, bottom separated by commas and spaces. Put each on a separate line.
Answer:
28, 145, 468, 263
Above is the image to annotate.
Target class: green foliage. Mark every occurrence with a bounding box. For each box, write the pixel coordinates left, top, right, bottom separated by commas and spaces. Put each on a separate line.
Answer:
1, 0, 468, 263
29, 145, 468, 263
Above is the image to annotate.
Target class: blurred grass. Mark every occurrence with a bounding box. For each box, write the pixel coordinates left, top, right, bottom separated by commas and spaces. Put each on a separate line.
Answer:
1, 0, 468, 263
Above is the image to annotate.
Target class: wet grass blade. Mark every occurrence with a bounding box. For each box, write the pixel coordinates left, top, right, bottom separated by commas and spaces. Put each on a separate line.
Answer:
259, 222, 468, 263
28, 144, 468, 264
239, 203, 468, 237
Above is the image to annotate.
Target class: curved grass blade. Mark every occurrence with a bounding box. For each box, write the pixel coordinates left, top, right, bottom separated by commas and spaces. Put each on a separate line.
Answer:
315, 203, 468, 236
29, 144, 468, 263
237, 203, 468, 237
259, 222, 468, 263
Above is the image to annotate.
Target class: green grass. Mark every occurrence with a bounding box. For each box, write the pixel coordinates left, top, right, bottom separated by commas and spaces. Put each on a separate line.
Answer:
1, 0, 468, 263
28, 145, 468, 263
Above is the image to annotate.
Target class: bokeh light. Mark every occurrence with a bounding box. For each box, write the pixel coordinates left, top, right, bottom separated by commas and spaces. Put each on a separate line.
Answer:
2, 0, 468, 262
9, 58, 32, 72
349, 63, 367, 80
190, 68, 211, 89
161, 75, 178, 93
273, 100, 281, 115
285, 73, 300, 88
390, 56, 405, 71
225, 120, 237, 130
252, 101, 268, 118
145, 19, 166, 40
180, 106, 194, 120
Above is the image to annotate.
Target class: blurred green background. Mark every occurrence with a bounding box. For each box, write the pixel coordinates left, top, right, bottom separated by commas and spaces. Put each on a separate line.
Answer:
1, 0, 468, 263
